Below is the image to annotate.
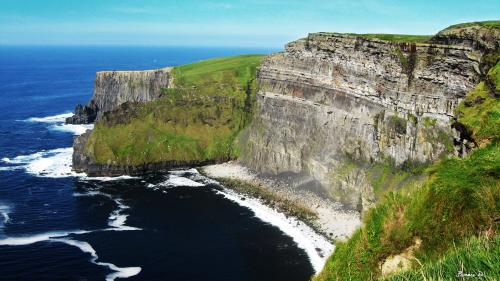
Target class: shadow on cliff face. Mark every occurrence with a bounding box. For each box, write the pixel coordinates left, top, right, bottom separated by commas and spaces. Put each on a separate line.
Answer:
259, 171, 358, 209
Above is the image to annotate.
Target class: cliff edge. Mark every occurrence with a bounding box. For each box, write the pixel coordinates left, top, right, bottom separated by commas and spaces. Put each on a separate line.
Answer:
66, 67, 172, 124
239, 24, 494, 209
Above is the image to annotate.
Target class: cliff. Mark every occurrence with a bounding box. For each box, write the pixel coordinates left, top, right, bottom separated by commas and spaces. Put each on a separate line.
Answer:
314, 55, 499, 281
72, 55, 263, 176
66, 67, 172, 124
238, 26, 494, 209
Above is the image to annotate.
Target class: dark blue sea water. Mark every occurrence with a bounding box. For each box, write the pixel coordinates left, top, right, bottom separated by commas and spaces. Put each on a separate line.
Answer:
0, 46, 317, 281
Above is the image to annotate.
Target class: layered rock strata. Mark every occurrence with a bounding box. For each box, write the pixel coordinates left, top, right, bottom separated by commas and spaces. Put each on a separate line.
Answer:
66, 67, 172, 124
240, 32, 486, 209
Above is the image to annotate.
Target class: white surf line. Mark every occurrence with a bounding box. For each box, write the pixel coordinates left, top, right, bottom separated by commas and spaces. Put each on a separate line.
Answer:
1, 147, 85, 178
52, 238, 141, 281
72, 189, 142, 232
49, 123, 94, 136
0, 112, 142, 279
25, 112, 74, 123
1, 112, 96, 177
107, 198, 141, 231
80, 175, 139, 182
0, 230, 91, 246
0, 190, 142, 279
216, 188, 333, 273
0, 232, 141, 281
168, 170, 334, 273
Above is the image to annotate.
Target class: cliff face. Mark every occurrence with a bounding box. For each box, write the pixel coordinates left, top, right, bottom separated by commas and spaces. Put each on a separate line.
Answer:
240, 32, 485, 209
67, 67, 172, 124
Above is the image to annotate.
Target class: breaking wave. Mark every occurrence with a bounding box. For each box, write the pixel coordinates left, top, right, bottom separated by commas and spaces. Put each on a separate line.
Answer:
0, 188, 141, 280
1, 112, 93, 177
1, 148, 82, 178
25, 112, 74, 123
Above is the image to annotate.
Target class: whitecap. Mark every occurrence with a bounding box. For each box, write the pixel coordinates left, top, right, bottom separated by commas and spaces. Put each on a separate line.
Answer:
1, 111, 96, 177
0, 148, 87, 178
161, 175, 205, 187
0, 194, 142, 280
81, 175, 139, 182
107, 199, 141, 231
49, 123, 94, 136
25, 112, 74, 123
169, 168, 199, 175
0, 205, 11, 227
52, 238, 141, 281
0, 166, 23, 171
0, 230, 90, 246
0, 232, 141, 280
1, 151, 45, 164
24, 147, 83, 178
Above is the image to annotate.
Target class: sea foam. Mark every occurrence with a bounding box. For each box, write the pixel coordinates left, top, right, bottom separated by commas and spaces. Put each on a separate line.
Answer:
26, 112, 74, 123
163, 174, 205, 187
217, 188, 333, 273
0, 204, 11, 229
0, 230, 90, 246
107, 198, 141, 231
49, 123, 94, 135
53, 238, 142, 281
0, 233, 141, 281
0, 189, 142, 279
1, 112, 93, 177
1, 147, 83, 178
148, 170, 334, 273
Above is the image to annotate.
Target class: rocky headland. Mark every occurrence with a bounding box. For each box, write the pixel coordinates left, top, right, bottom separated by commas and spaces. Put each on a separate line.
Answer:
66, 67, 172, 124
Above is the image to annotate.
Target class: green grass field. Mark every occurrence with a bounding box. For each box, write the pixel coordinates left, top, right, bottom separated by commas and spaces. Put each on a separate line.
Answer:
443, 20, 500, 30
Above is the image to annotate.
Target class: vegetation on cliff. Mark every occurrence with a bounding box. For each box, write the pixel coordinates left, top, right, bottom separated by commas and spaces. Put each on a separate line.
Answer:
349, 33, 432, 43
443, 20, 500, 30
83, 55, 263, 165
314, 60, 500, 280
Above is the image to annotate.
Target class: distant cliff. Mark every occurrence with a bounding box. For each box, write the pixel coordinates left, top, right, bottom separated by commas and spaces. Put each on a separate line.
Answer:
72, 55, 262, 176
66, 67, 172, 124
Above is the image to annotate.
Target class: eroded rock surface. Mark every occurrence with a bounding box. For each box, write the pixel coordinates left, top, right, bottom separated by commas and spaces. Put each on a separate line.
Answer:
240, 30, 491, 209
66, 67, 172, 124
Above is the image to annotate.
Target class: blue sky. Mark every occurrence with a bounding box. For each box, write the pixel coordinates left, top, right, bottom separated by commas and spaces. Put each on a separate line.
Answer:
1, 0, 499, 47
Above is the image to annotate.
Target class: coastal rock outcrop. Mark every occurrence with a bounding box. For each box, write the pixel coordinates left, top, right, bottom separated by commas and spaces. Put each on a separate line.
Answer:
66, 67, 172, 124
73, 130, 220, 176
239, 30, 489, 209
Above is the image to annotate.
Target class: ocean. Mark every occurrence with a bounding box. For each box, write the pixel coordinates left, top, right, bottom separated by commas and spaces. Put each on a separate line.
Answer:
0, 46, 322, 281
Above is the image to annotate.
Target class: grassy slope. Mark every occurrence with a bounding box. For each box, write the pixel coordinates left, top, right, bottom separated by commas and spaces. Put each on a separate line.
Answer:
85, 55, 263, 165
443, 20, 500, 30
347, 33, 432, 43
345, 21, 499, 44
314, 60, 500, 280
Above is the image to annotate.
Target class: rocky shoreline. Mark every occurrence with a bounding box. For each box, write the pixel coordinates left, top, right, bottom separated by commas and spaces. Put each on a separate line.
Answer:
202, 162, 361, 241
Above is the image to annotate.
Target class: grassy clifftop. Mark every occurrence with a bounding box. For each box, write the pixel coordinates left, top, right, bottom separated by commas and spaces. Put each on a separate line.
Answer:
341, 20, 499, 44
84, 55, 263, 165
314, 60, 500, 280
